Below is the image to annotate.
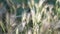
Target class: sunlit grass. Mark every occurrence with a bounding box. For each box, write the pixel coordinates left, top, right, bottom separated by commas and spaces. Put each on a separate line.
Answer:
0, 0, 60, 34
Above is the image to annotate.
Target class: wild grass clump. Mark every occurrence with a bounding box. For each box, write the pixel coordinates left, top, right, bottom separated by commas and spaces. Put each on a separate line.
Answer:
0, 0, 60, 34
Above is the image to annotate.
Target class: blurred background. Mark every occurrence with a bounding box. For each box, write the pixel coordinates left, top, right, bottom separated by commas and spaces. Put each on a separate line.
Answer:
0, 0, 60, 34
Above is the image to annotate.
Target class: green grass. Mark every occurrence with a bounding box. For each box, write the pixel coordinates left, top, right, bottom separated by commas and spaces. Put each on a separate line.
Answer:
0, 0, 60, 34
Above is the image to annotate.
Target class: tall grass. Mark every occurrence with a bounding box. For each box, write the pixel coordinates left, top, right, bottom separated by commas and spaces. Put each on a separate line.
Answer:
0, 0, 60, 34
